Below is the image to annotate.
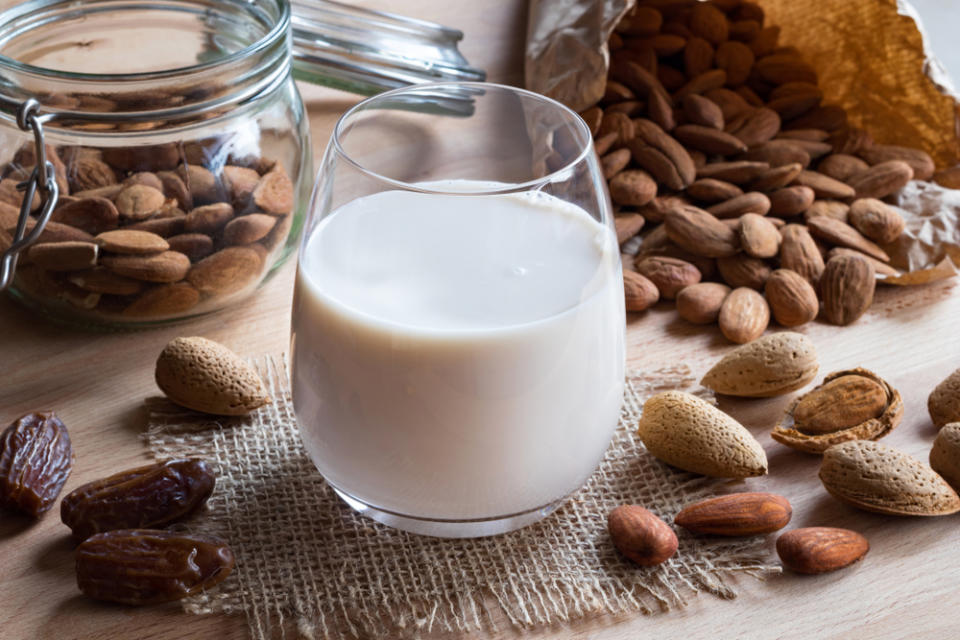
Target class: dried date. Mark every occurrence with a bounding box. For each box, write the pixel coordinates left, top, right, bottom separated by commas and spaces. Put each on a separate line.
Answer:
76, 529, 235, 605
61, 458, 215, 540
0, 412, 73, 516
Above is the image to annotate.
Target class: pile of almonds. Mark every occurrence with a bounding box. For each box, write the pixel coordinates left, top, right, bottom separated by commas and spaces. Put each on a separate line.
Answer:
587, 0, 940, 343
610, 335, 960, 574
0, 141, 295, 321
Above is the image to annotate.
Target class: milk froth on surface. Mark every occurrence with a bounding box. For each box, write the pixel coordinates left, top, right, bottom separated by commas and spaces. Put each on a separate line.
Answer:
292, 183, 625, 520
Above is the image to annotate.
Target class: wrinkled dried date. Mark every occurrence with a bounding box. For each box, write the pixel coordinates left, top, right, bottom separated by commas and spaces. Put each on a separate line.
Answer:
76, 529, 235, 605
0, 412, 73, 517
61, 458, 215, 540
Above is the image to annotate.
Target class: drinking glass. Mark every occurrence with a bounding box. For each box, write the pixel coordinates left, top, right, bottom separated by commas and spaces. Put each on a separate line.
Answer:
291, 82, 625, 537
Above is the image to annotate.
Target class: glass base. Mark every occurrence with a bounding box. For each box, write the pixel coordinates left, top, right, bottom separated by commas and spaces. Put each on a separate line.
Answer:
331, 485, 566, 538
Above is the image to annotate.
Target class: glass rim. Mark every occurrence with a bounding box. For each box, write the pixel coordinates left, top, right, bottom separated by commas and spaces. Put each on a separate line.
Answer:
0, 0, 290, 83
330, 81, 595, 196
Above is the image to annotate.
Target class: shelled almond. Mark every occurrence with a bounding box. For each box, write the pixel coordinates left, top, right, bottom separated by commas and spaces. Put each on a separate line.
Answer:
3, 141, 296, 322
594, 0, 934, 342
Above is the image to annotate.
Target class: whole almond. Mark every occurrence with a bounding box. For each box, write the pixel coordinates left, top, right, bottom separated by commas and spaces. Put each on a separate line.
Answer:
819, 254, 875, 326
184, 202, 235, 234
728, 107, 780, 147
179, 165, 223, 205
767, 85, 822, 120
792, 373, 887, 434
580, 106, 602, 135
51, 197, 119, 235
607, 505, 678, 567
684, 37, 715, 78
793, 170, 856, 199
718, 287, 769, 343
623, 269, 660, 312
13, 219, 95, 245
601, 148, 632, 180
223, 214, 277, 246
777, 527, 869, 574
754, 53, 817, 84
930, 423, 960, 491
674, 125, 747, 155
714, 40, 754, 86
740, 140, 810, 169
779, 224, 825, 286
738, 212, 781, 258
764, 269, 818, 327
123, 283, 200, 318
846, 160, 913, 200
187, 247, 263, 296
67, 157, 117, 192
746, 162, 803, 192
167, 233, 214, 262
664, 205, 739, 257
101, 251, 191, 283
594, 132, 619, 156
609, 169, 657, 206
637, 390, 768, 478
695, 160, 769, 184
155, 336, 271, 415
157, 170, 193, 210
676, 282, 730, 324
675, 492, 792, 536
28, 241, 98, 271
767, 185, 814, 217
707, 192, 770, 218
717, 254, 770, 289
859, 145, 933, 180
95, 230, 170, 254
68, 267, 144, 296
817, 154, 869, 182
635, 256, 701, 299
633, 119, 696, 186
804, 200, 849, 223
689, 3, 728, 44
847, 198, 904, 244
614, 213, 646, 244
705, 87, 750, 120
128, 215, 186, 238
686, 179, 742, 203
674, 69, 728, 101
598, 111, 636, 149
253, 165, 295, 216
682, 94, 724, 129
787, 105, 846, 131
115, 185, 166, 221
701, 331, 818, 397
929, 368, 960, 429
123, 171, 164, 191
820, 440, 960, 516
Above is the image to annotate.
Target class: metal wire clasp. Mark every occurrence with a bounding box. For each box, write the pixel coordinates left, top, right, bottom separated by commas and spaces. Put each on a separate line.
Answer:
0, 98, 60, 292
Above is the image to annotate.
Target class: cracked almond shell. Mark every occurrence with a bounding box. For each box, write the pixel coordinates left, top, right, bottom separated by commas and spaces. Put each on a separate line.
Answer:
772, 368, 902, 454
819, 440, 960, 516
700, 332, 818, 398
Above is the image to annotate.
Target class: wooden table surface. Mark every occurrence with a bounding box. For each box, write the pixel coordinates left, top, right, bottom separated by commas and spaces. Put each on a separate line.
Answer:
2, 2, 959, 639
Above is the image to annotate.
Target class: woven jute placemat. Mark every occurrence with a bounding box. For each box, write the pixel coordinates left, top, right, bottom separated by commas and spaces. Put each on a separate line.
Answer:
144, 356, 779, 639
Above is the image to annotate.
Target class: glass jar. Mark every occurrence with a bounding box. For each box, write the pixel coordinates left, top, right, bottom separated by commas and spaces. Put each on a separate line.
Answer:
0, 0, 311, 327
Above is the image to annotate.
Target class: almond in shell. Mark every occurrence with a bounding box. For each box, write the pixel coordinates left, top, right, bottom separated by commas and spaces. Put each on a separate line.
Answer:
928, 367, 960, 429
819, 440, 960, 516
701, 331, 818, 398
155, 336, 271, 415
636, 390, 768, 478
772, 368, 902, 454
930, 423, 960, 491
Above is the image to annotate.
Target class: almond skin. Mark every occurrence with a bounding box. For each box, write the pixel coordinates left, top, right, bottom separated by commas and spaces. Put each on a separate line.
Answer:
819, 440, 960, 516
155, 337, 271, 415
701, 331, 818, 398
675, 493, 792, 536
608, 505, 678, 567
777, 527, 869, 574
637, 390, 768, 478
929, 367, 960, 429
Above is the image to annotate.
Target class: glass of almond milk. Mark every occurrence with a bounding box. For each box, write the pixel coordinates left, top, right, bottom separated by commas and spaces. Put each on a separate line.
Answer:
291, 83, 625, 537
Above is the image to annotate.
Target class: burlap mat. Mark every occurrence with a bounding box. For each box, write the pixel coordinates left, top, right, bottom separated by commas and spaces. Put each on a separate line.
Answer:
144, 356, 779, 639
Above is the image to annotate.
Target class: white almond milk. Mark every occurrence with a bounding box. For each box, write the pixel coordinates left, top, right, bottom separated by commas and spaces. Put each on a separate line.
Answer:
291, 184, 625, 519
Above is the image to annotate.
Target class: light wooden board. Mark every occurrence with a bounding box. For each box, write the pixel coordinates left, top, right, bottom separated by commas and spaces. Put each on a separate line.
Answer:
1, 2, 959, 639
